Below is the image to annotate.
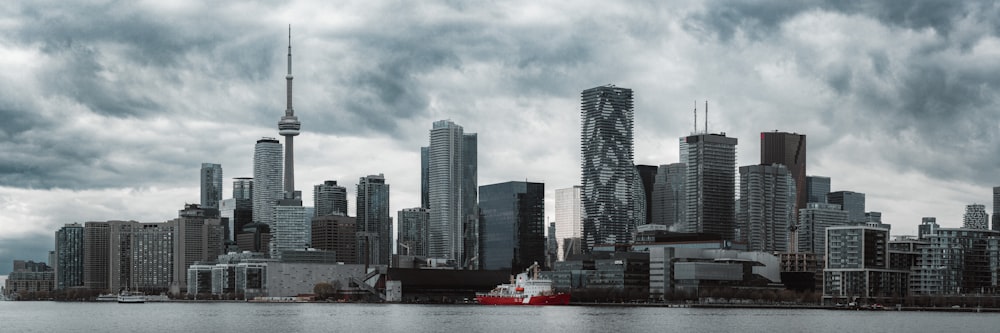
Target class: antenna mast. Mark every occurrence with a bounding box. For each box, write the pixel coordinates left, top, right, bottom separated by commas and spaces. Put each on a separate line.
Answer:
693, 101, 697, 134
704, 101, 708, 134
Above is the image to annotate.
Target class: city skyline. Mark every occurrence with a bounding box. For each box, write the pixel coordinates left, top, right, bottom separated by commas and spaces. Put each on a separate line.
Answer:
3, 1, 1000, 274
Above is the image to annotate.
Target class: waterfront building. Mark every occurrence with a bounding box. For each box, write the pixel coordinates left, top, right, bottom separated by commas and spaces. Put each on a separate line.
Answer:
760, 132, 807, 226
83, 221, 112, 291
187, 264, 214, 296
479, 181, 545, 272
121, 222, 175, 294
220, 177, 253, 243
647, 248, 780, 300
650, 163, 685, 228
738, 164, 795, 252
911, 219, 1000, 295
312, 215, 358, 264
580, 85, 638, 250
55, 223, 85, 290
806, 176, 831, 204
823, 224, 909, 304
397, 208, 429, 256
827, 191, 865, 223
237, 223, 271, 254
170, 204, 226, 293
200, 163, 223, 210
269, 205, 312, 259
252, 137, 283, 226
314, 180, 348, 217
554, 186, 583, 261
797, 203, 849, 256
357, 174, 391, 266
682, 133, 738, 240
3, 261, 54, 299
963, 204, 989, 230
211, 263, 238, 295
235, 262, 268, 298
426, 120, 478, 268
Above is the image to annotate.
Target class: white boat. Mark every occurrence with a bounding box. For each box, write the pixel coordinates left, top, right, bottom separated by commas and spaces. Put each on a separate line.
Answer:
117, 290, 145, 304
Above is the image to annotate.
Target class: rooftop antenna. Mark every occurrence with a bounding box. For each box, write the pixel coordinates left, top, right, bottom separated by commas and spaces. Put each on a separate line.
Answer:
693, 101, 697, 134
704, 100, 708, 134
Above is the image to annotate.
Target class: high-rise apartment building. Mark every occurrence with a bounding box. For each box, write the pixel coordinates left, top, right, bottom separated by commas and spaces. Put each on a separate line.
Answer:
806, 176, 830, 204
312, 215, 358, 264
220, 177, 253, 243
252, 137, 282, 226
963, 204, 989, 230
426, 120, 478, 268
827, 191, 865, 223
580, 85, 637, 249
554, 186, 583, 261
738, 164, 796, 252
760, 132, 806, 224
421, 146, 429, 209
650, 163, 686, 228
479, 181, 545, 272
55, 223, 84, 290
200, 163, 223, 210
636, 165, 657, 225
994, 186, 1000, 231
397, 208, 429, 256
683, 133, 738, 240
357, 174, 391, 266
170, 204, 225, 293
797, 203, 849, 256
269, 205, 312, 259
83, 221, 111, 290
314, 180, 348, 217
912, 218, 1000, 295
823, 224, 908, 303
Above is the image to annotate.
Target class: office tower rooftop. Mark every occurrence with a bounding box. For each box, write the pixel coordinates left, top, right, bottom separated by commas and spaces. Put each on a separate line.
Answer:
200, 163, 223, 209
683, 133, 737, 240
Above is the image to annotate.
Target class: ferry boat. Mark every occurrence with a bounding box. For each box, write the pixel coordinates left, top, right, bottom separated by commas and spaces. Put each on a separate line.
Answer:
476, 262, 570, 305
117, 290, 145, 304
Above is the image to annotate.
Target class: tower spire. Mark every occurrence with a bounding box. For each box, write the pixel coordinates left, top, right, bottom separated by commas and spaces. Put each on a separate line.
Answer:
285, 24, 293, 116
278, 24, 302, 199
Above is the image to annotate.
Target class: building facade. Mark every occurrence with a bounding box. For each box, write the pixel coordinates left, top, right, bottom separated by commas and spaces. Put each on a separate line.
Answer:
357, 174, 391, 266
312, 215, 359, 264
760, 132, 806, 226
911, 219, 1000, 295
397, 208, 430, 257
55, 223, 85, 290
270, 205, 312, 259
823, 224, 909, 304
738, 164, 795, 252
220, 177, 254, 243
252, 137, 283, 226
479, 181, 546, 272
797, 203, 849, 256
650, 163, 686, 229
426, 120, 478, 268
554, 186, 584, 261
827, 191, 865, 223
200, 163, 223, 210
683, 133, 738, 240
580, 85, 637, 250
963, 204, 989, 230
314, 180, 348, 217
806, 176, 831, 204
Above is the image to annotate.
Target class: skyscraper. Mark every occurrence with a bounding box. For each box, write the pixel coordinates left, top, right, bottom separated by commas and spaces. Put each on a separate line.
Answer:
421, 146, 429, 209
580, 85, 637, 250
806, 176, 831, 204
314, 180, 348, 217
635, 165, 658, 225
993, 186, 999, 231
357, 174, 391, 266
426, 120, 478, 268
200, 163, 223, 210
554, 186, 583, 261
252, 138, 282, 226
311, 215, 358, 264
760, 132, 806, 224
397, 208, 430, 256
738, 164, 795, 252
650, 163, 686, 228
479, 181, 545, 272
83, 221, 111, 291
797, 203, 849, 256
170, 204, 225, 293
683, 133, 738, 240
278, 26, 301, 200
827, 191, 865, 223
963, 204, 989, 230
55, 223, 84, 290
269, 205, 312, 259
220, 177, 253, 242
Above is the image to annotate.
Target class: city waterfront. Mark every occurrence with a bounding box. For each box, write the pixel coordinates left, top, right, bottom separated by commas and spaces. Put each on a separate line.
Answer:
2, 302, 999, 332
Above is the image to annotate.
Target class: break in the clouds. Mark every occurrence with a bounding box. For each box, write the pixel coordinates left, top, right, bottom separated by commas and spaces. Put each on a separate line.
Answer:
2, 0, 999, 273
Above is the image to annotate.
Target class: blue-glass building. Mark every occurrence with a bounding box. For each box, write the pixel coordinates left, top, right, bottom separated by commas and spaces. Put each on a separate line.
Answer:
479, 181, 545, 273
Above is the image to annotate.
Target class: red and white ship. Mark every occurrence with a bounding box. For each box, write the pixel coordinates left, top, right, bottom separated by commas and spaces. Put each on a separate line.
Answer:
476, 262, 570, 305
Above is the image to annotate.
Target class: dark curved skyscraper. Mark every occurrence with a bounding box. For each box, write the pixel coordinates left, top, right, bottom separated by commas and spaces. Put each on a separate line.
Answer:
580, 85, 636, 251
761, 132, 806, 224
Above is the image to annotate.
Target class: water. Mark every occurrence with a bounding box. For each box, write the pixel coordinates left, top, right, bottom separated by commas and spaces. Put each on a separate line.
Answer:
2, 302, 999, 333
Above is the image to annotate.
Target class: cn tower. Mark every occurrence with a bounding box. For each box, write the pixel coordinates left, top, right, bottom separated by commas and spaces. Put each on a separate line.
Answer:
277, 25, 300, 198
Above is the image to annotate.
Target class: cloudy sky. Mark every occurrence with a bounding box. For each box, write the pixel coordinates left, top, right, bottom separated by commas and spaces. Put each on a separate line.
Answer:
2, 1, 999, 274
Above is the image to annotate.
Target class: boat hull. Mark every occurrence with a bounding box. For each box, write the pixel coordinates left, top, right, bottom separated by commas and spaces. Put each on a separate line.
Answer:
476, 293, 570, 305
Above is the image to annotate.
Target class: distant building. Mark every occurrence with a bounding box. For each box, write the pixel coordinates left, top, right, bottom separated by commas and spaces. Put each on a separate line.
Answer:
911, 219, 1000, 295
994, 187, 1000, 231
170, 204, 226, 294
357, 174, 391, 266
252, 137, 283, 226
314, 180, 348, 217
220, 177, 253, 243
479, 181, 545, 272
581, 85, 638, 250
554, 186, 583, 261
806, 176, 830, 204
682, 133, 738, 240
55, 223, 85, 290
83, 221, 112, 291
312, 215, 358, 264
397, 208, 429, 257
426, 120, 478, 268
635, 165, 658, 225
3, 260, 54, 299
738, 164, 795, 252
760, 132, 807, 226
650, 163, 685, 228
797, 203, 849, 256
963, 204, 989, 230
823, 224, 909, 304
200, 163, 223, 210
827, 191, 865, 223
269, 205, 312, 259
